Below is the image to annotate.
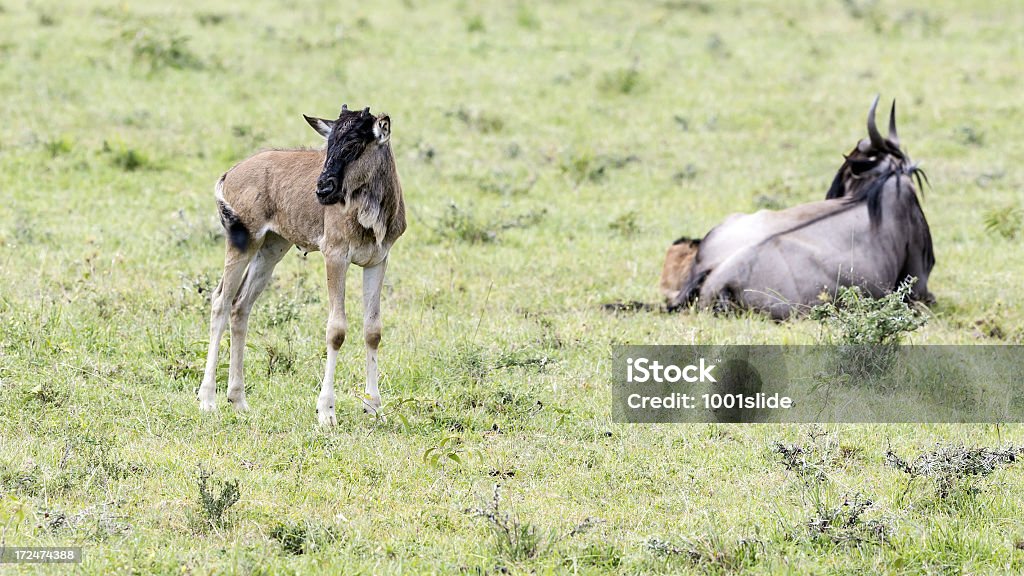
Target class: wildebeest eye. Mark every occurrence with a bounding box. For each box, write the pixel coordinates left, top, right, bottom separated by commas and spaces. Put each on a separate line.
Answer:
848, 158, 881, 175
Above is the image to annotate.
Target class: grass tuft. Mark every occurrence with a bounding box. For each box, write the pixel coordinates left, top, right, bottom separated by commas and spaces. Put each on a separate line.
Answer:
433, 203, 545, 243
102, 140, 153, 171
270, 520, 340, 555
983, 205, 1022, 239
598, 64, 644, 95
124, 26, 204, 72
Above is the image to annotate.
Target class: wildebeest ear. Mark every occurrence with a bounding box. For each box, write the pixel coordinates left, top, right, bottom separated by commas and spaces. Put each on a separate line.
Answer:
671, 236, 700, 247
303, 114, 335, 139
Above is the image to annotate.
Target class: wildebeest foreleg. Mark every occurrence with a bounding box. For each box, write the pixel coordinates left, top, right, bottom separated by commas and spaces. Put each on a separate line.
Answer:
317, 253, 350, 426
361, 259, 387, 415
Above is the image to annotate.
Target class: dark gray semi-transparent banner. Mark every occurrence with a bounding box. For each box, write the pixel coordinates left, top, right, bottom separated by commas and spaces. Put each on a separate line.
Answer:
612, 346, 1024, 423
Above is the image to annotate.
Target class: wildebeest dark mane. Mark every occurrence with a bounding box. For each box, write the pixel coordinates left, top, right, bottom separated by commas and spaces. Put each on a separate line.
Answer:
845, 166, 894, 228
825, 154, 929, 230
900, 172, 935, 274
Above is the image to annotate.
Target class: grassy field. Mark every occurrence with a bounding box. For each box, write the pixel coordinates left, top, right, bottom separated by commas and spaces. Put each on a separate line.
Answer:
2, 0, 1024, 573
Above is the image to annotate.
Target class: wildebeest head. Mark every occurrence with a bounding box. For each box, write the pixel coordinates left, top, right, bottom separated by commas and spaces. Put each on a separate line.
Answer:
304, 105, 392, 205
825, 95, 929, 224
660, 236, 701, 302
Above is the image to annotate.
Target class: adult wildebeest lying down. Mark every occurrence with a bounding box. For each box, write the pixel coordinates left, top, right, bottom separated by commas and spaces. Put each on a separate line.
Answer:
197, 105, 406, 425
662, 96, 934, 320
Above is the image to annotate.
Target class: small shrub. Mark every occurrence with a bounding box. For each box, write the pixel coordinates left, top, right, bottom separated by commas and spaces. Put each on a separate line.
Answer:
773, 442, 827, 483
608, 211, 641, 236
477, 171, 536, 197
42, 501, 131, 541
663, 1, 713, 13
194, 466, 240, 530
840, 0, 880, 19
705, 33, 730, 58
169, 210, 224, 248
0, 461, 41, 496
34, 6, 58, 27
896, 9, 946, 36
983, 205, 1022, 240
560, 150, 639, 185
423, 434, 481, 466
752, 177, 803, 209
177, 270, 217, 312
494, 349, 551, 372
433, 203, 545, 244
435, 203, 497, 244
811, 280, 927, 384
885, 445, 1022, 498
565, 543, 622, 569
466, 484, 602, 562
954, 125, 985, 147
645, 533, 761, 571
465, 14, 485, 33
270, 520, 340, 555
805, 493, 892, 546
449, 106, 504, 133
515, 3, 540, 29
25, 380, 69, 406
195, 11, 229, 26
839, 0, 886, 33
264, 297, 302, 327
125, 26, 204, 72
672, 164, 699, 183
102, 140, 152, 171
264, 337, 296, 377
770, 428, 849, 484
446, 343, 491, 385
811, 278, 927, 345
45, 136, 73, 157
598, 65, 643, 95
972, 303, 1008, 340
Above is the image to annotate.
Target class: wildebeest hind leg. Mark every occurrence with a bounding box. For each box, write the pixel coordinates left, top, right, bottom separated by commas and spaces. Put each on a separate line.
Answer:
199, 243, 258, 412
226, 233, 292, 411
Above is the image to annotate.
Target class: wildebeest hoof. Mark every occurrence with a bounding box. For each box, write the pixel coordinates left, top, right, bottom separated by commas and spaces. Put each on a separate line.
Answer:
318, 408, 338, 427
363, 396, 383, 418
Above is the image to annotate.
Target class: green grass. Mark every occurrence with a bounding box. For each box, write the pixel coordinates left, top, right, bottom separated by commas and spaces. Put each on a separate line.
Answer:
1, 0, 1023, 573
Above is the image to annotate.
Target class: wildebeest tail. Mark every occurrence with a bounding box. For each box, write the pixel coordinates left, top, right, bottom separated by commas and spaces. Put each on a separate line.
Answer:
215, 174, 250, 251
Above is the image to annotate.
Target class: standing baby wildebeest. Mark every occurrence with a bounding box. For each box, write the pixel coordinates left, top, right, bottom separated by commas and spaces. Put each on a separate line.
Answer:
665, 96, 934, 319
197, 105, 406, 425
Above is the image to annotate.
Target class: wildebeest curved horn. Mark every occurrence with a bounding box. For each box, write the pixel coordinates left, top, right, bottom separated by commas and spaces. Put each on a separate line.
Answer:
866, 95, 886, 150
887, 100, 899, 148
